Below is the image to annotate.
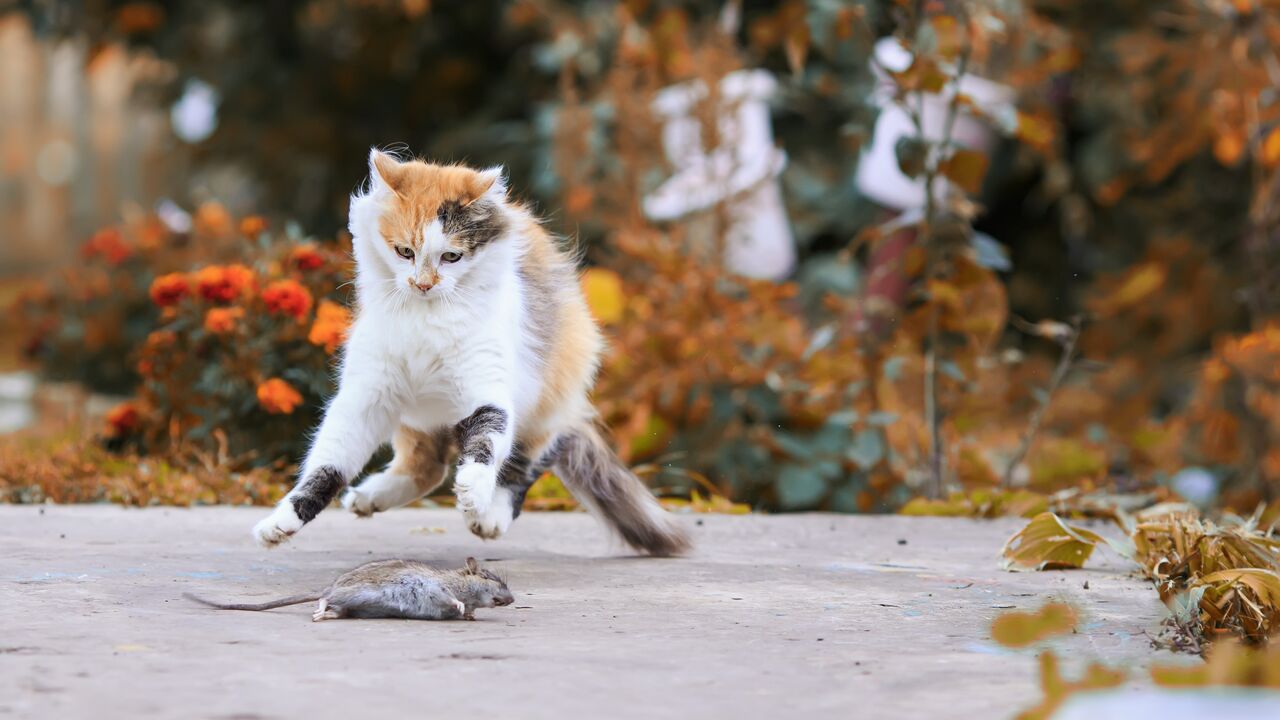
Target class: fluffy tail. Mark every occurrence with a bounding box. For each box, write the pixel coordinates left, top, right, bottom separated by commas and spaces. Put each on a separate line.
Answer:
183, 592, 319, 611
554, 422, 691, 556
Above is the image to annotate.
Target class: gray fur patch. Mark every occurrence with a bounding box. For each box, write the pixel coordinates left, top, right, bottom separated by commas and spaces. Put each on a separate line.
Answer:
553, 427, 690, 556
497, 444, 534, 518
291, 466, 345, 523
502, 439, 565, 518
442, 199, 506, 252
454, 405, 507, 466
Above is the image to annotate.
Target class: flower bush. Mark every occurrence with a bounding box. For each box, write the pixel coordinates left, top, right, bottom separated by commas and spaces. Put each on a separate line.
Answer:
14, 210, 267, 394
121, 234, 354, 466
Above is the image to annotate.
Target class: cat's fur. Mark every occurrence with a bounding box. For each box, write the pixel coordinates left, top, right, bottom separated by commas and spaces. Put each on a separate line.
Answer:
252, 149, 690, 556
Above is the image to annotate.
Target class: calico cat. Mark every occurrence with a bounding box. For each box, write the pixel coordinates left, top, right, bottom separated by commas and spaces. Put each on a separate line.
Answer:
252, 149, 690, 556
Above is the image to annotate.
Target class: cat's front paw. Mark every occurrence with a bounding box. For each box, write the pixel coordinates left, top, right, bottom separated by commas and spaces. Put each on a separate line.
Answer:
453, 462, 496, 519
466, 485, 514, 540
252, 503, 304, 547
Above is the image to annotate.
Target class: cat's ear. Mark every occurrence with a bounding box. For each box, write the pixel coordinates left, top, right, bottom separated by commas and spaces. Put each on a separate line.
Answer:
468, 165, 507, 203
465, 557, 479, 573
368, 148, 406, 197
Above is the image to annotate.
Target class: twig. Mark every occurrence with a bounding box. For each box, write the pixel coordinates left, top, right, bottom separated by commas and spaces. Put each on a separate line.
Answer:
919, 6, 972, 499
1001, 316, 1083, 488
924, 306, 943, 498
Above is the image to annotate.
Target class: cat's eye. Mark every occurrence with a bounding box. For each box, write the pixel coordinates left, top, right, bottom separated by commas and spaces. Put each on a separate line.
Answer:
440, 251, 462, 264
395, 246, 414, 261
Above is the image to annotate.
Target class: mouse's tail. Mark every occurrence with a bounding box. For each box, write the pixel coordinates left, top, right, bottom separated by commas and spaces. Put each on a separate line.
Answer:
183, 592, 319, 611
551, 420, 691, 557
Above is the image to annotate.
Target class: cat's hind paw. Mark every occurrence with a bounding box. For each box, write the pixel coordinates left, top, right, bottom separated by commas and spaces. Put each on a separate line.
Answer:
340, 487, 377, 517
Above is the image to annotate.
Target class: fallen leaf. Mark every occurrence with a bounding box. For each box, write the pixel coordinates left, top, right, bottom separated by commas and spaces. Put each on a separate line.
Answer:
1001, 512, 1105, 571
1194, 568, 1280, 641
990, 603, 1077, 647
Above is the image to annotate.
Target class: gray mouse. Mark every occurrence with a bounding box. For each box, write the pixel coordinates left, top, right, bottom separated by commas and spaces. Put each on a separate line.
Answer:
184, 557, 515, 621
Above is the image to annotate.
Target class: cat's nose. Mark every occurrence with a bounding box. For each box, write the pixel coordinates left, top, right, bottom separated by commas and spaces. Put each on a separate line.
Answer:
407, 278, 433, 293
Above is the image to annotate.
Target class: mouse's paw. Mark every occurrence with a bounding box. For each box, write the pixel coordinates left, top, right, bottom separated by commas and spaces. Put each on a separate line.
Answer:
453, 462, 496, 518
252, 503, 303, 548
466, 485, 514, 540
453, 599, 466, 617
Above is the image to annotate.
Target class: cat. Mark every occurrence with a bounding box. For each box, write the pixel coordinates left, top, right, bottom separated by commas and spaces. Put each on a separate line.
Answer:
252, 149, 690, 556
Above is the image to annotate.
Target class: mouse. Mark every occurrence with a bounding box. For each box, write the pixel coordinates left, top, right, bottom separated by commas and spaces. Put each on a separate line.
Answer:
184, 557, 515, 621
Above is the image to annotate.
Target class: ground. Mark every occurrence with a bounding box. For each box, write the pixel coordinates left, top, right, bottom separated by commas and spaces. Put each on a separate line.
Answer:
2, 506, 1185, 719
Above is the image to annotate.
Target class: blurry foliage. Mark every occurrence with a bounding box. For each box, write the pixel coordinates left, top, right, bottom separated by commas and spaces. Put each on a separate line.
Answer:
5, 0, 1280, 515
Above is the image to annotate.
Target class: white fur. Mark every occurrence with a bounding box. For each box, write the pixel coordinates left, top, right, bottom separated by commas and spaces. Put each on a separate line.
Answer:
341, 472, 420, 517
253, 503, 303, 547
253, 153, 545, 547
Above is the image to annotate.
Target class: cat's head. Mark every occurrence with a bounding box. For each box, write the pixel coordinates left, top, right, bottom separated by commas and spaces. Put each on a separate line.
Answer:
349, 149, 511, 303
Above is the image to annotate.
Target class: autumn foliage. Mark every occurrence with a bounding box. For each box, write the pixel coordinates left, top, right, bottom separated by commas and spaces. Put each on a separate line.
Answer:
4, 1, 1280, 522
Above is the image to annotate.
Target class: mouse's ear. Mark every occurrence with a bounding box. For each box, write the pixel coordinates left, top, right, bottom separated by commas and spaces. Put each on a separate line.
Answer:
465, 557, 479, 573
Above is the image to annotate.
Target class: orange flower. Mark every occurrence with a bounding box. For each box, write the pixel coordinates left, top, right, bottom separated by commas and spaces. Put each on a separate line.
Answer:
105, 402, 140, 438
194, 201, 232, 235
257, 378, 303, 415
262, 279, 314, 319
143, 329, 177, 350
204, 307, 244, 335
289, 244, 325, 271
308, 300, 352, 353
194, 264, 256, 303
81, 228, 132, 265
136, 217, 167, 251
239, 215, 268, 237
149, 273, 190, 307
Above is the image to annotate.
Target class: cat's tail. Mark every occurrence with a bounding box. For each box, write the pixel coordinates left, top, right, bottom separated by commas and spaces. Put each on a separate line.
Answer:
553, 422, 691, 557
183, 592, 319, 612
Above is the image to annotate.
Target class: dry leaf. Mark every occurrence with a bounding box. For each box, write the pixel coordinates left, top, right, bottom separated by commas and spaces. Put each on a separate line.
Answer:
580, 268, 625, 324
1194, 568, 1280, 641
1016, 652, 1127, 720
1001, 512, 1106, 571
1151, 640, 1280, 687
940, 149, 990, 195
991, 603, 1078, 647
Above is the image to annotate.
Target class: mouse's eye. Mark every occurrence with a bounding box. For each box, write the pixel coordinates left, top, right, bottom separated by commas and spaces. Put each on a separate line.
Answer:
395, 246, 415, 261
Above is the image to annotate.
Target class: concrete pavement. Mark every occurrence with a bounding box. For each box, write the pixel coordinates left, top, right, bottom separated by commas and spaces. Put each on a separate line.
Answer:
0, 506, 1184, 719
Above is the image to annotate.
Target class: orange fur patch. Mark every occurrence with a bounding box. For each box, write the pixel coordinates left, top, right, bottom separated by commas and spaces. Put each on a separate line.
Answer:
374, 157, 497, 251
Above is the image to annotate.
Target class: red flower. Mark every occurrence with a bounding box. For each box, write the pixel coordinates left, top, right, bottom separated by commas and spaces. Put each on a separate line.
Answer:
194, 265, 256, 303
289, 244, 325, 271
262, 279, 314, 319
81, 229, 133, 265
257, 379, 303, 415
149, 273, 190, 307
105, 402, 140, 438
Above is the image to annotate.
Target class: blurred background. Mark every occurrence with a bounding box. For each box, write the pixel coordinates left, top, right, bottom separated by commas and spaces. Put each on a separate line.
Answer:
1, 0, 1278, 519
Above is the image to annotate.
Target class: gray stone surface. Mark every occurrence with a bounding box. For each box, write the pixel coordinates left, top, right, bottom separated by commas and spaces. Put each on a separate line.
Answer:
1, 506, 1183, 719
